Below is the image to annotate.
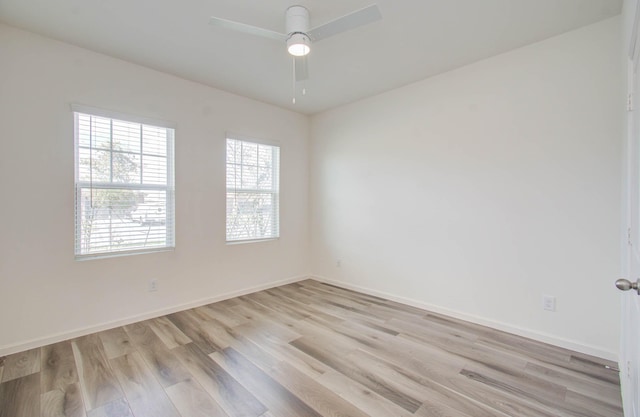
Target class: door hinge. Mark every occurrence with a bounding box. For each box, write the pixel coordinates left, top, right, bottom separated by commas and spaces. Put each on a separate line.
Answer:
628, 93, 634, 112
628, 227, 633, 246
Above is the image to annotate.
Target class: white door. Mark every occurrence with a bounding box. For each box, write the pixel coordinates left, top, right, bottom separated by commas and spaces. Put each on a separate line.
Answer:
621, 98, 640, 414
621, 3, 640, 414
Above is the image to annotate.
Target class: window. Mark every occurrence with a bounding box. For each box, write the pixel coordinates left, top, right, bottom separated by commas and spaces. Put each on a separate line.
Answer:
226, 137, 280, 242
73, 106, 175, 258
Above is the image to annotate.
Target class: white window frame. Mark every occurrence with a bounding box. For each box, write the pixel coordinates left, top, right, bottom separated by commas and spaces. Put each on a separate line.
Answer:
226, 135, 280, 243
72, 104, 175, 259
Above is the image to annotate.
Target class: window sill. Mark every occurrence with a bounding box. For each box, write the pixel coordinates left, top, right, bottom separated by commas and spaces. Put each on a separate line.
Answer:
75, 246, 175, 261
225, 238, 279, 246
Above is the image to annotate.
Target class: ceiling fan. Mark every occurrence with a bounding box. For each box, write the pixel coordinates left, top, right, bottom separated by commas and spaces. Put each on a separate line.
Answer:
209, 4, 382, 102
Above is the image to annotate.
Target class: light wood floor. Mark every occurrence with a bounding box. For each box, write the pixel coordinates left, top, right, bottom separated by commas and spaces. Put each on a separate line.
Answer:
0, 279, 623, 417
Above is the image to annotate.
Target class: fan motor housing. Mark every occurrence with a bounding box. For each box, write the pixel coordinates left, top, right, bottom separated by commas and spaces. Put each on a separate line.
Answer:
286, 5, 310, 34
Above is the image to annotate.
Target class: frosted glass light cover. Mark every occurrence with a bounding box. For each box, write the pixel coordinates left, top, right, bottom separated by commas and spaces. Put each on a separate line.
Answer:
287, 33, 310, 56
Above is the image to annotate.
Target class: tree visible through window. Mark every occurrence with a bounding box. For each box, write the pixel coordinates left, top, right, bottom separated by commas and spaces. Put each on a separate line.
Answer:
226, 138, 280, 242
74, 109, 175, 257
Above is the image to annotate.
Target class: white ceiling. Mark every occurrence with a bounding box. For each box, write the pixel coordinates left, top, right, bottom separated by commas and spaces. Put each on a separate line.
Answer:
0, 0, 622, 115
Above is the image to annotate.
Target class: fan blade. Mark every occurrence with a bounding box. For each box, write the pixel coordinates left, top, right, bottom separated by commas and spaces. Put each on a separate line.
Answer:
307, 4, 381, 42
209, 16, 287, 42
295, 56, 309, 82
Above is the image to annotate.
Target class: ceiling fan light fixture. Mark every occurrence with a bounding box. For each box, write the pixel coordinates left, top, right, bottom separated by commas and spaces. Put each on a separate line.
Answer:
287, 33, 311, 56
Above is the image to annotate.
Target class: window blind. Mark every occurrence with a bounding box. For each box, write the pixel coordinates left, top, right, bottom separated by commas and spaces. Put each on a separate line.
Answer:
226, 138, 280, 242
74, 111, 175, 257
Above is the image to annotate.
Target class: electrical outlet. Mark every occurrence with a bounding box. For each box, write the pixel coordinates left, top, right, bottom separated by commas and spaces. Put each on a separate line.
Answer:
149, 279, 158, 292
542, 295, 556, 311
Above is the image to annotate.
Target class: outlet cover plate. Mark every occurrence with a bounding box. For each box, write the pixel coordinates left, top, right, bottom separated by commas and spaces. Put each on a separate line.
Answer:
542, 295, 556, 311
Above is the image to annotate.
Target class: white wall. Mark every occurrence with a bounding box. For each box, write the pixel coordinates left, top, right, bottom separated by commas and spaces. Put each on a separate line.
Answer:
0, 24, 310, 354
310, 17, 623, 359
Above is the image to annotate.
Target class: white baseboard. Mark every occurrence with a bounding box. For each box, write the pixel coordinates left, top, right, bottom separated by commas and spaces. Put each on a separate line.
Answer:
312, 275, 618, 362
0, 275, 309, 356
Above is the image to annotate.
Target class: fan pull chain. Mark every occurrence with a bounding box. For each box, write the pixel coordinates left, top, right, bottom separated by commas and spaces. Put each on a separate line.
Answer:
292, 57, 296, 104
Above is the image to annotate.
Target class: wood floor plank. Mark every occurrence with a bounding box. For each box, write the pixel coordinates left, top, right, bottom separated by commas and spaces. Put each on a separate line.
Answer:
457, 368, 586, 416
307, 296, 387, 325
244, 291, 310, 321
292, 296, 596, 416
199, 318, 240, 350
367, 301, 432, 324
524, 361, 622, 407
41, 382, 86, 417
85, 398, 133, 417
385, 317, 496, 360
414, 401, 475, 417
213, 317, 330, 381
325, 337, 504, 417
304, 317, 464, 383
233, 323, 330, 379
268, 361, 373, 417
346, 345, 531, 417
210, 347, 323, 417
0, 373, 40, 417
1, 348, 40, 383
389, 312, 480, 344
281, 311, 364, 349
473, 331, 572, 369
165, 378, 230, 417
265, 287, 345, 325
230, 298, 303, 342
347, 347, 489, 414
198, 303, 250, 328
72, 334, 123, 411
173, 343, 267, 417
123, 322, 191, 388
460, 361, 567, 404
564, 389, 624, 417
98, 328, 136, 360
213, 326, 367, 417
147, 317, 192, 349
567, 354, 621, 385
41, 341, 79, 393
166, 311, 223, 354
290, 336, 423, 413
220, 327, 282, 371
316, 370, 415, 417
300, 281, 393, 311
429, 367, 572, 417
327, 317, 468, 376
110, 352, 180, 417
